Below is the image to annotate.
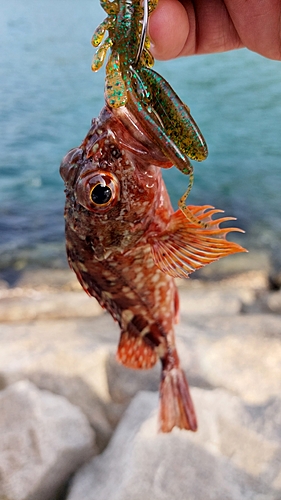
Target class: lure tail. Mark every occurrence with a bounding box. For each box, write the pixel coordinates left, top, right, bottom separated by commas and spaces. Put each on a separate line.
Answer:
136, 66, 208, 163
159, 365, 197, 432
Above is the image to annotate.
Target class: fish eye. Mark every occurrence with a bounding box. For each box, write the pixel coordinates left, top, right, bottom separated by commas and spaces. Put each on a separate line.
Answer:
76, 170, 120, 212
90, 183, 112, 206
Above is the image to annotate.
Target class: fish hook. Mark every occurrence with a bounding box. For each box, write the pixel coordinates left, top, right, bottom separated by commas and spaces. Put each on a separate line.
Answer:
134, 0, 149, 65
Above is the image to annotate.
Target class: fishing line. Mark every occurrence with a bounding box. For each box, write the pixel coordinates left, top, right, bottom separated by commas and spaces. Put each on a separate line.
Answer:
135, 0, 149, 65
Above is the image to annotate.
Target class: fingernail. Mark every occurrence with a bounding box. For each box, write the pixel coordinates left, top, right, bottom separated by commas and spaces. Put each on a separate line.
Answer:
147, 20, 155, 48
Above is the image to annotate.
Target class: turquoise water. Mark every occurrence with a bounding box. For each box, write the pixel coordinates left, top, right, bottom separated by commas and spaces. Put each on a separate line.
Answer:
1, 0, 281, 274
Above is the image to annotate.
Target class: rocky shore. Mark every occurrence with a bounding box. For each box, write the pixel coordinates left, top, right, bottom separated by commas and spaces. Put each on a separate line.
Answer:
0, 251, 281, 500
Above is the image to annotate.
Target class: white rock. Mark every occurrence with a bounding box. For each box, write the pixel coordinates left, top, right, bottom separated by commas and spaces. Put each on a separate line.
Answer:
0, 290, 103, 322
0, 315, 120, 446
67, 389, 281, 500
194, 251, 271, 278
0, 380, 96, 500
1, 310, 281, 445
106, 351, 160, 403
263, 290, 281, 314
176, 313, 281, 404
179, 287, 243, 315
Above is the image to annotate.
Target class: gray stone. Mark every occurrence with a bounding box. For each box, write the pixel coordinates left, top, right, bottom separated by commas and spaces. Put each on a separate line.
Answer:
177, 313, 281, 403
0, 290, 103, 322
0, 315, 121, 448
177, 270, 268, 315
15, 268, 79, 291
67, 389, 281, 500
105, 351, 160, 407
105, 311, 281, 406
194, 250, 271, 279
0, 380, 96, 500
179, 287, 243, 315
1, 307, 281, 446
263, 290, 281, 314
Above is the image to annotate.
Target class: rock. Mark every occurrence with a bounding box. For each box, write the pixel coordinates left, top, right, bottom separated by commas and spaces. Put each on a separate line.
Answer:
0, 315, 121, 449
0, 290, 103, 322
15, 268, 79, 291
176, 313, 281, 403
177, 270, 269, 315
241, 289, 281, 315
263, 290, 281, 314
0, 380, 96, 500
106, 352, 160, 404
1, 306, 281, 448
178, 287, 243, 315
67, 389, 281, 500
194, 250, 271, 279
105, 311, 281, 406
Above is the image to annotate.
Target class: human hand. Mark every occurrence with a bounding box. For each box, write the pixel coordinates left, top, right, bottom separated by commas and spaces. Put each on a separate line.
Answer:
148, 0, 281, 61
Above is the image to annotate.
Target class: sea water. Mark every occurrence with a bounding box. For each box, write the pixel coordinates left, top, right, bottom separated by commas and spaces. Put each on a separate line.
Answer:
1, 0, 281, 274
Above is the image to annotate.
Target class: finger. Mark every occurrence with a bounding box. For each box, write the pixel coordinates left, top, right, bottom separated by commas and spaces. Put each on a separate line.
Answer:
148, 0, 240, 58
149, 0, 281, 61
148, 0, 190, 60
224, 0, 281, 60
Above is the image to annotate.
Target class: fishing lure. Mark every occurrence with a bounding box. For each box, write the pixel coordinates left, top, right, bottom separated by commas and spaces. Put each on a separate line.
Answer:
91, 0, 208, 218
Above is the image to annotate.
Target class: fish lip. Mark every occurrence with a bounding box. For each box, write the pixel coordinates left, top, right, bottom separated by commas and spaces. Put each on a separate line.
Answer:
110, 105, 172, 164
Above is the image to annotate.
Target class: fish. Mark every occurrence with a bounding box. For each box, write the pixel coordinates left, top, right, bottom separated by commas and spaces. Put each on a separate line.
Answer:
60, 105, 246, 432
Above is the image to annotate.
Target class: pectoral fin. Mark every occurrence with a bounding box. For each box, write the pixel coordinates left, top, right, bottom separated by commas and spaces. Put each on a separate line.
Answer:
149, 206, 247, 279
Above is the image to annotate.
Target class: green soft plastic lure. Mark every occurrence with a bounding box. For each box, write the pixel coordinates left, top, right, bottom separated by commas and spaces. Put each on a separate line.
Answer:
91, 0, 208, 219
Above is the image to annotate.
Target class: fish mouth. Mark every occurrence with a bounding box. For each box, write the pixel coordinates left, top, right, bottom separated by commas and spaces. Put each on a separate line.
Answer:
109, 105, 173, 166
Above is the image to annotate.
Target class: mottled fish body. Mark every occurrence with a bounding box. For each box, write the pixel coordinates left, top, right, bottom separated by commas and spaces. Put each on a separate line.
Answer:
60, 106, 246, 432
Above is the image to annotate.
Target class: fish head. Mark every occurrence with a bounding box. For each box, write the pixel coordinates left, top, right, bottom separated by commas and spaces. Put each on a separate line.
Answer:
60, 106, 173, 255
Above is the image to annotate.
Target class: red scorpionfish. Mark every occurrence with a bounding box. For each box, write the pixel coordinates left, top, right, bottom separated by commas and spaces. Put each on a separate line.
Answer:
60, 105, 246, 432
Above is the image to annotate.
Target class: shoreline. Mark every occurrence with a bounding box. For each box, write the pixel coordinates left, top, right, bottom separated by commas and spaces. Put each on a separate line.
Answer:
1, 220, 281, 287
0, 243, 276, 291
1, 249, 281, 323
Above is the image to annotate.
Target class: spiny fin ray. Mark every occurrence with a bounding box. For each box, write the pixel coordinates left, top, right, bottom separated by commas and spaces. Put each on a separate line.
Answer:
149, 206, 247, 279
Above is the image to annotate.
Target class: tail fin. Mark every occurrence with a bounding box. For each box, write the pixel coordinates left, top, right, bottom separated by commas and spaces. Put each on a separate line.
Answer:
159, 367, 197, 432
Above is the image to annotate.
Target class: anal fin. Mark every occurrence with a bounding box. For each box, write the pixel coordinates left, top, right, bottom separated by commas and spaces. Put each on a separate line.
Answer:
116, 330, 158, 370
